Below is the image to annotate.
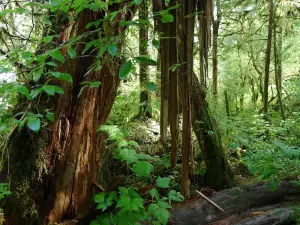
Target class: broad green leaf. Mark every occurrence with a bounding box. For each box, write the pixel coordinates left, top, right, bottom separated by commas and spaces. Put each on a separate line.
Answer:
22, 52, 34, 60
137, 153, 153, 160
134, 56, 157, 66
162, 13, 173, 23
131, 161, 153, 177
29, 88, 42, 99
83, 40, 98, 54
108, 44, 118, 56
46, 112, 54, 122
168, 190, 184, 203
118, 148, 138, 164
150, 188, 159, 200
54, 86, 64, 94
15, 85, 29, 97
42, 36, 54, 44
90, 81, 101, 88
148, 203, 159, 213
33, 69, 43, 83
154, 208, 169, 225
148, 82, 157, 91
94, 192, 106, 203
134, 0, 142, 4
27, 118, 41, 132
157, 201, 171, 209
51, 72, 73, 83
118, 140, 128, 148
152, 39, 159, 49
156, 177, 171, 188
49, 49, 64, 63
128, 141, 140, 148
68, 47, 77, 58
119, 60, 133, 79
98, 46, 108, 57
46, 62, 58, 67
43, 85, 56, 96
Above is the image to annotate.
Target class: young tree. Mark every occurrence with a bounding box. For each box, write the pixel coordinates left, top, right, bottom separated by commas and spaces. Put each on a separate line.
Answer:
212, 0, 220, 99
263, 0, 274, 118
139, 0, 151, 117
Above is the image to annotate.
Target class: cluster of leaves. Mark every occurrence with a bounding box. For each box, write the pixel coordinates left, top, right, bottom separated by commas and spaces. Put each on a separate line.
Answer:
221, 112, 300, 189
93, 125, 184, 225
0, 183, 11, 212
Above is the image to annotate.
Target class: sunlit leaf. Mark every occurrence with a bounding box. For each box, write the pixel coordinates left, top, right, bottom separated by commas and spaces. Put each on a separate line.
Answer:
49, 49, 64, 63
68, 47, 77, 58
134, 56, 157, 66
119, 60, 133, 79
108, 44, 118, 56
27, 118, 41, 132
156, 177, 171, 188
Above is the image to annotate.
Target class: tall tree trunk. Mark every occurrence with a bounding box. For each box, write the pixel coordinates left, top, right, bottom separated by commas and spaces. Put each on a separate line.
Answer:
198, 0, 212, 86
177, 0, 196, 198
156, 49, 161, 98
212, 0, 220, 100
168, 7, 179, 169
224, 90, 230, 117
160, 7, 169, 152
274, 23, 285, 120
5, 6, 133, 225
191, 73, 234, 190
139, 0, 151, 117
263, 0, 274, 118
250, 51, 264, 103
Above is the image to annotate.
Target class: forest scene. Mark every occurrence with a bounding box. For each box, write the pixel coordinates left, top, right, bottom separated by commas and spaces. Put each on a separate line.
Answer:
0, 0, 300, 224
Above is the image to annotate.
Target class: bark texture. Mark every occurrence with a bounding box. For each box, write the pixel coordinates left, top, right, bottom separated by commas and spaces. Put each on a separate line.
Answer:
191, 73, 234, 190
160, 12, 169, 152
139, 0, 151, 118
212, 0, 220, 99
263, 0, 274, 117
177, 0, 196, 198
168, 7, 179, 169
198, 0, 212, 86
274, 23, 285, 120
169, 181, 300, 225
5, 6, 133, 225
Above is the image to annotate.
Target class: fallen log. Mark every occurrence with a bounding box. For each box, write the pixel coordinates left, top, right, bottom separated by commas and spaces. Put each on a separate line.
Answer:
211, 204, 299, 225
76, 182, 299, 225
169, 181, 300, 225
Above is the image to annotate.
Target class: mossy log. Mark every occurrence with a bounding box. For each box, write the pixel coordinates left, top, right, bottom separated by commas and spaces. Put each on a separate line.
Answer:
169, 181, 300, 225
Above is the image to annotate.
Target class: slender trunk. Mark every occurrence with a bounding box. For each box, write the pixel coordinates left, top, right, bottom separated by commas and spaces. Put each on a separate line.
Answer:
212, 0, 220, 99
139, 0, 151, 117
168, 7, 179, 169
263, 0, 274, 118
160, 17, 169, 152
250, 54, 264, 102
156, 49, 161, 98
224, 90, 230, 117
274, 23, 285, 120
198, 0, 212, 87
5, 6, 133, 224
177, 0, 196, 198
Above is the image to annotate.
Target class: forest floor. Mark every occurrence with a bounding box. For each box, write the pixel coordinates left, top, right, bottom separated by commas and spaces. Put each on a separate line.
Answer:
123, 117, 300, 225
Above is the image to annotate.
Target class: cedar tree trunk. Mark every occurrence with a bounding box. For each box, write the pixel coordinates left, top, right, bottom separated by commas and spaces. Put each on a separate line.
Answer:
5, 6, 133, 225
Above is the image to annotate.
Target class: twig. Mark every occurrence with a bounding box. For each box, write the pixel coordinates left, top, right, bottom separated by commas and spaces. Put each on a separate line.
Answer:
196, 190, 225, 212
93, 181, 105, 192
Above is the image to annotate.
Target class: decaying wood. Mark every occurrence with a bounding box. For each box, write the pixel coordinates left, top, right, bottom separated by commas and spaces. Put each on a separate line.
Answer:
196, 190, 224, 212
169, 181, 300, 225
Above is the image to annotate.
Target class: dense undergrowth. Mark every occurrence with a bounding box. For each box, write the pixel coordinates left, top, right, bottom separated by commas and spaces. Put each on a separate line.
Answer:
108, 81, 300, 192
